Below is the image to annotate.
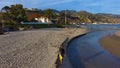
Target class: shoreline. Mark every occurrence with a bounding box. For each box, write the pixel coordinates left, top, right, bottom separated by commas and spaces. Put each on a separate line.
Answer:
99, 31, 120, 58
0, 28, 88, 68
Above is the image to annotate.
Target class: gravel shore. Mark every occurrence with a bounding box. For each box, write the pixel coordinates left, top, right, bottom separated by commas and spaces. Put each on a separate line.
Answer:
100, 31, 120, 58
0, 28, 87, 68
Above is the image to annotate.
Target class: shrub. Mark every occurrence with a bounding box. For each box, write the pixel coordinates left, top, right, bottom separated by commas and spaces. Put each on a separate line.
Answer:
4, 23, 19, 31
0, 29, 4, 35
21, 24, 64, 29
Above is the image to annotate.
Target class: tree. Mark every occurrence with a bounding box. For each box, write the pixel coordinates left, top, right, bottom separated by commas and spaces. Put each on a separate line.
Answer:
43, 9, 53, 20
9, 4, 27, 23
1, 4, 27, 24
1, 6, 10, 12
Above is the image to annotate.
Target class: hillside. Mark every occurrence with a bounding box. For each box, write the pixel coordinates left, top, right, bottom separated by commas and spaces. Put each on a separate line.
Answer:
95, 13, 120, 23
24, 9, 120, 24
1, 4, 120, 24
60, 10, 120, 23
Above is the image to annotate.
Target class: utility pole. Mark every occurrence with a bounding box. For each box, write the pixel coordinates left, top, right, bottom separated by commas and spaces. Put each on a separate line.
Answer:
65, 10, 67, 26
2, 20, 4, 30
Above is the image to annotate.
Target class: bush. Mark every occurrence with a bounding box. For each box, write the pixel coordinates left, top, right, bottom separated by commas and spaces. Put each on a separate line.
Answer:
21, 24, 64, 29
1, 23, 65, 31
4, 23, 19, 31
0, 29, 4, 35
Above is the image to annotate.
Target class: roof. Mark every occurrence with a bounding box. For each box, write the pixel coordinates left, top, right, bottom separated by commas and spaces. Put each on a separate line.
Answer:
28, 13, 46, 21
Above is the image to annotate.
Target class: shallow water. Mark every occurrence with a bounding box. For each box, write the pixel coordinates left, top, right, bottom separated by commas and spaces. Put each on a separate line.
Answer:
67, 24, 120, 68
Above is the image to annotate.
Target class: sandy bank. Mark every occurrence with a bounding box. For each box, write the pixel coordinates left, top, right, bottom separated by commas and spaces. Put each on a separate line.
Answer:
100, 31, 120, 58
0, 28, 87, 68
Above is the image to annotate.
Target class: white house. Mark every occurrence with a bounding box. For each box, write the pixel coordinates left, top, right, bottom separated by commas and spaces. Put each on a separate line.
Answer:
28, 13, 52, 24
35, 17, 51, 23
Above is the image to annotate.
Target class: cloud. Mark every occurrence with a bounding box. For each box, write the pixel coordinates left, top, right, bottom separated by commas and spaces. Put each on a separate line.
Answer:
40, 0, 74, 7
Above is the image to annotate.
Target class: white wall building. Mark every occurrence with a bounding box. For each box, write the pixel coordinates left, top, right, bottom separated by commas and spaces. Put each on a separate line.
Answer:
35, 17, 51, 23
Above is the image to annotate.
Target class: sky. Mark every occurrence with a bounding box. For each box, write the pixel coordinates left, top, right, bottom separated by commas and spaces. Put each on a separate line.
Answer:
0, 0, 120, 14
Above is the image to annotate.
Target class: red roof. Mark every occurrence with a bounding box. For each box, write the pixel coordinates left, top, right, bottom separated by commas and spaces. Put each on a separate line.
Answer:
28, 13, 43, 21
